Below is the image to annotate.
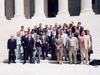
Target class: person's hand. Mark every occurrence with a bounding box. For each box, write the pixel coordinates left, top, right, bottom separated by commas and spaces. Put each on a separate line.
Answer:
88, 47, 90, 50
76, 48, 78, 51
14, 50, 16, 53
34, 47, 36, 50
66, 48, 68, 51
57, 47, 60, 50
8, 49, 10, 52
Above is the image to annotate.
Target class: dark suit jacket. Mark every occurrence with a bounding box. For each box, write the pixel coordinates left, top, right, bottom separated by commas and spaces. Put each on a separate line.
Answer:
25, 37, 34, 49
7, 39, 16, 51
21, 35, 27, 48
40, 35, 49, 44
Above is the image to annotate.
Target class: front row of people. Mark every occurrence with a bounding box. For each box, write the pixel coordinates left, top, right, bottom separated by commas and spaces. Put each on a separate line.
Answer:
7, 30, 90, 65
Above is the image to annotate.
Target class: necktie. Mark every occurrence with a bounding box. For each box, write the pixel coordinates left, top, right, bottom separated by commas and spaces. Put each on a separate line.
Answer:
82, 37, 84, 45
29, 38, 30, 41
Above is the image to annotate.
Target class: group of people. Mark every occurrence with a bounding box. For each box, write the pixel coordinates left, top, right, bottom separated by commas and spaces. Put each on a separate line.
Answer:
7, 22, 93, 65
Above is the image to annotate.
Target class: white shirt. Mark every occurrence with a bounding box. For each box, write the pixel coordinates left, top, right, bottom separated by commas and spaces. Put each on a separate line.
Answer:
20, 30, 25, 37
69, 37, 75, 46
61, 33, 68, 46
15, 36, 21, 45
43, 35, 45, 44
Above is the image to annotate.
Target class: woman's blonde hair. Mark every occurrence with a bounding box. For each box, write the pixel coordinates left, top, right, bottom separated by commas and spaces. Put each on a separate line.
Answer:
16, 31, 21, 37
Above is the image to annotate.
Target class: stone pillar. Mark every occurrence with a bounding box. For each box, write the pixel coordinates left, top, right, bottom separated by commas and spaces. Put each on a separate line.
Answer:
33, 0, 46, 18
80, 0, 95, 15
56, 0, 70, 18
0, 0, 6, 19
14, 0, 25, 19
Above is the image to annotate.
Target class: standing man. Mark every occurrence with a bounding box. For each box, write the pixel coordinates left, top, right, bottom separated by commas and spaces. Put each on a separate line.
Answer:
67, 33, 78, 64
79, 31, 90, 65
7, 35, 16, 64
23, 33, 34, 64
41, 31, 49, 60
50, 32, 56, 60
20, 26, 25, 37
60, 29, 69, 61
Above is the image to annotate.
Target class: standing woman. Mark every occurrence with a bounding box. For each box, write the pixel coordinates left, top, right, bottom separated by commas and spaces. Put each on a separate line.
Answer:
55, 34, 63, 64
34, 35, 42, 64
15, 31, 21, 60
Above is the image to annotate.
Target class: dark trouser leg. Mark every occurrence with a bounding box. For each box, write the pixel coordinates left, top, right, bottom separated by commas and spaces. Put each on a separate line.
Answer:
42, 45, 45, 59
51, 44, 56, 60
12, 50, 15, 63
46, 46, 48, 57
8, 51, 11, 63
29, 47, 33, 63
24, 48, 27, 63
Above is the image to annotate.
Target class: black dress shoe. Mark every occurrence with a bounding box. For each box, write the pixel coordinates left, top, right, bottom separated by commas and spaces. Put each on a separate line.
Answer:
8, 62, 10, 64
23, 62, 26, 64
57, 62, 59, 64
37, 61, 40, 64
13, 62, 16, 63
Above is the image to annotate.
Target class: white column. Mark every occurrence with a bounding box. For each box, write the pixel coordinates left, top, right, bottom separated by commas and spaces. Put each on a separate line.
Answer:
0, 0, 6, 19
80, 0, 95, 16
14, 0, 25, 19
56, 0, 70, 18
33, 0, 46, 18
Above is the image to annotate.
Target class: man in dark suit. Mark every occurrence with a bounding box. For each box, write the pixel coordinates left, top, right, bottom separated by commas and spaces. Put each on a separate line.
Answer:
44, 24, 49, 35
50, 32, 56, 60
21, 31, 28, 61
23, 33, 34, 64
41, 31, 49, 60
37, 23, 42, 35
7, 35, 16, 64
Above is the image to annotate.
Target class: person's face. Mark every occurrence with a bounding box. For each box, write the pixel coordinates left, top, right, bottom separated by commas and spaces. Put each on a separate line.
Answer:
82, 32, 85, 36
28, 34, 31, 37
39, 23, 42, 27
58, 30, 60, 34
34, 26, 37, 29
58, 34, 60, 39
37, 36, 39, 40
55, 24, 57, 27
53, 28, 55, 31
25, 32, 28, 35
17, 33, 20, 36
32, 30, 34, 33
45, 25, 48, 28
42, 32, 45, 35
77, 31, 80, 35
59, 25, 61, 27
69, 29, 71, 32
61, 30, 63, 34
63, 26, 65, 29
71, 33, 74, 37
87, 31, 89, 35
28, 27, 31, 31
74, 27, 77, 30
50, 25, 52, 29
11, 35, 14, 39
21, 27, 24, 30
52, 32, 54, 36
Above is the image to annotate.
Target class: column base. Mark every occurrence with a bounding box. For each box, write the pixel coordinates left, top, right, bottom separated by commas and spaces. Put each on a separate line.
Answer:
32, 13, 46, 19
80, 9, 95, 16
56, 11, 70, 18
12, 15, 26, 20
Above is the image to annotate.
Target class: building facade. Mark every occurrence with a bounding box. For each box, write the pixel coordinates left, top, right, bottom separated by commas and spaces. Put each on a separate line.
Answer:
0, 0, 100, 20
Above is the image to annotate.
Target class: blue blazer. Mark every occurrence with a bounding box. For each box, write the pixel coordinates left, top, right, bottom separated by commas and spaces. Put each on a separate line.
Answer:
7, 39, 16, 51
25, 37, 34, 49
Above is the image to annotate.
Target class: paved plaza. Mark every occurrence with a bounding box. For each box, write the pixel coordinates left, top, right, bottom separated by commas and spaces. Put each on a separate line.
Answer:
0, 60, 100, 75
